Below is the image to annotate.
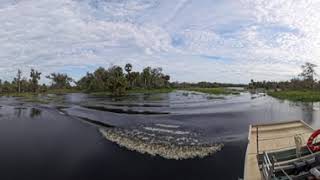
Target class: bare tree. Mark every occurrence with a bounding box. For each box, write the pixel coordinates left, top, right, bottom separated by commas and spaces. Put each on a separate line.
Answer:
17, 69, 22, 93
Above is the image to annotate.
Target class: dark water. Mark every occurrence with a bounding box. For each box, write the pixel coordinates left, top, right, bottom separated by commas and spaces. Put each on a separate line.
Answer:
0, 91, 320, 180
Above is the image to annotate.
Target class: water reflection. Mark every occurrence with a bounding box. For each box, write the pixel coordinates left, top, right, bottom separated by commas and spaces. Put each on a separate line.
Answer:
30, 108, 42, 118
14, 107, 27, 118
13, 107, 42, 118
285, 101, 320, 125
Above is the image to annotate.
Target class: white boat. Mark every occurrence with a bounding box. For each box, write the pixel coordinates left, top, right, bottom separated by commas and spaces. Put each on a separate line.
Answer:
243, 120, 320, 180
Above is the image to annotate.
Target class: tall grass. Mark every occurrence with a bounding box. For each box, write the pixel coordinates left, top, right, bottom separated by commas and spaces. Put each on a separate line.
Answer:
269, 90, 320, 102
183, 87, 240, 95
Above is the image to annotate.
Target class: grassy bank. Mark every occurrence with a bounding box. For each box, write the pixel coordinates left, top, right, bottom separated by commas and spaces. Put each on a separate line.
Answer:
46, 88, 81, 94
128, 88, 174, 94
268, 90, 320, 102
0, 87, 239, 99
0, 92, 49, 103
90, 88, 174, 96
182, 87, 241, 95
0, 88, 81, 97
0, 89, 81, 103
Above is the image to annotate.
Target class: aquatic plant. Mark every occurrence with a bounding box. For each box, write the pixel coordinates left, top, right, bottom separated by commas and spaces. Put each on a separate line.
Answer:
269, 90, 320, 102
183, 87, 240, 95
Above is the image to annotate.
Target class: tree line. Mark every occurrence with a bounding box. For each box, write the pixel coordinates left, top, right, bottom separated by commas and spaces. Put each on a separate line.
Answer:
77, 64, 170, 95
0, 68, 74, 94
249, 62, 319, 91
170, 81, 246, 89
0, 64, 171, 96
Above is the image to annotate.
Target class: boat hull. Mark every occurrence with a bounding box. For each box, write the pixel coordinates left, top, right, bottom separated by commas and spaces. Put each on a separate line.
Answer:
243, 120, 314, 180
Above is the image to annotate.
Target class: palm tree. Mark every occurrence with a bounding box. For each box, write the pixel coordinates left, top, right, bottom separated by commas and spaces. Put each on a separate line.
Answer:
163, 75, 170, 87
125, 63, 132, 74
125, 63, 132, 88
30, 69, 41, 92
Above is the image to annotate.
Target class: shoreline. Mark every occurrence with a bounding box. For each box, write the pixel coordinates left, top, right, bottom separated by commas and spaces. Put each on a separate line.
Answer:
268, 90, 320, 102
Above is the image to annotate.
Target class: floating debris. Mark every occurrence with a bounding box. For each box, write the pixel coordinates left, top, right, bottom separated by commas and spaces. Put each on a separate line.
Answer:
100, 127, 223, 160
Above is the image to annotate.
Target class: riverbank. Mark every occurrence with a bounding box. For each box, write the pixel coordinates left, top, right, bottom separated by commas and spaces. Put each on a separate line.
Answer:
0, 88, 175, 101
182, 87, 241, 95
0, 87, 239, 101
0, 88, 80, 97
268, 90, 320, 102
91, 88, 175, 96
0, 89, 81, 103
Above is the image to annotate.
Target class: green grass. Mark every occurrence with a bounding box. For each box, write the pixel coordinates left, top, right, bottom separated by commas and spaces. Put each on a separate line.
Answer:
268, 90, 320, 102
1, 92, 37, 98
46, 88, 81, 94
90, 88, 174, 96
0, 93, 49, 104
182, 87, 240, 95
128, 88, 174, 94
0, 89, 80, 104
0, 88, 80, 97
90, 92, 112, 96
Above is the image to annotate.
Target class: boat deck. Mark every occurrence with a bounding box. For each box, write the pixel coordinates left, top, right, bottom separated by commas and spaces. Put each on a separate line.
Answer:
244, 120, 314, 180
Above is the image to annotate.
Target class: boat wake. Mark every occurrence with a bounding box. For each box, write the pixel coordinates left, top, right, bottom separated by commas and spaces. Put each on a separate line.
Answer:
99, 127, 223, 160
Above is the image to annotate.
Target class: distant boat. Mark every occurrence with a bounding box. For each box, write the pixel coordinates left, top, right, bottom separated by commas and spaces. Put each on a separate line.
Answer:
243, 120, 320, 180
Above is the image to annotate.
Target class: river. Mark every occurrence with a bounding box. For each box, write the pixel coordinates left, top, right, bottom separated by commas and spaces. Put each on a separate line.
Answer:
0, 90, 319, 179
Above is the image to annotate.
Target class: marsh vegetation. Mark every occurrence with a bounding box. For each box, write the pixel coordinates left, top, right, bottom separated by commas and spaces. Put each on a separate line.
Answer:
250, 62, 320, 102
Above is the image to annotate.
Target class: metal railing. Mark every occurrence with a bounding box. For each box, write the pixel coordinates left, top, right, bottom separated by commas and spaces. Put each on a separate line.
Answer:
261, 152, 274, 180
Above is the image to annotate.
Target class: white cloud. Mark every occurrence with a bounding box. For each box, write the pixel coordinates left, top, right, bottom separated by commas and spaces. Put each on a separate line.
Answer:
0, 0, 319, 83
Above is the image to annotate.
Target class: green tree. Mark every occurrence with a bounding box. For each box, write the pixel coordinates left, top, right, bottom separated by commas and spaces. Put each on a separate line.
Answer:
107, 66, 127, 96
76, 65, 170, 95
93, 67, 108, 91
141, 67, 152, 88
0, 79, 2, 93
2, 81, 13, 93
299, 62, 317, 88
20, 78, 30, 92
30, 69, 41, 92
130, 72, 140, 87
163, 75, 170, 87
77, 72, 94, 91
46, 73, 73, 89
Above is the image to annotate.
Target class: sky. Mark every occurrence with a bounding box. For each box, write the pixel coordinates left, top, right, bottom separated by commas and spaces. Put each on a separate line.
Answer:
0, 0, 320, 83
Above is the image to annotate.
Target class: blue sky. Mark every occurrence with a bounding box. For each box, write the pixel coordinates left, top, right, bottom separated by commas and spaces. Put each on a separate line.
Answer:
0, 0, 319, 83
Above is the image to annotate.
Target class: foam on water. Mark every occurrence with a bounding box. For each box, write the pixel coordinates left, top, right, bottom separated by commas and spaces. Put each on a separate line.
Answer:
100, 127, 223, 160
155, 123, 180, 128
